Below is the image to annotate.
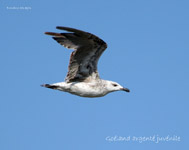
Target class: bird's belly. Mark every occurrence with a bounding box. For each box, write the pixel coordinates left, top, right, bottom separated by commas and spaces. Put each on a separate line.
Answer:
69, 83, 105, 97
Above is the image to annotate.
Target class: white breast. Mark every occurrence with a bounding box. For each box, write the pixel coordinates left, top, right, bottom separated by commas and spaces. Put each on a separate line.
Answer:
69, 82, 107, 97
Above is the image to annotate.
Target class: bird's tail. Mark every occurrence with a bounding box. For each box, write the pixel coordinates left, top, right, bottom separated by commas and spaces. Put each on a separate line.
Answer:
41, 84, 59, 89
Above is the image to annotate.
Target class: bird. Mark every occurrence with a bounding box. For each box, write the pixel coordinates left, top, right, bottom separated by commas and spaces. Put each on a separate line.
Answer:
41, 26, 130, 97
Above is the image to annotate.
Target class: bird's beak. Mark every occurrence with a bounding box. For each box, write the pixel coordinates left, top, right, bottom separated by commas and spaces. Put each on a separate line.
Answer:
122, 87, 130, 92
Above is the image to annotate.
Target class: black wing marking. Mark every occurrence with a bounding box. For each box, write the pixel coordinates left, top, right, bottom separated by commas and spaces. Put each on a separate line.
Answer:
45, 26, 107, 82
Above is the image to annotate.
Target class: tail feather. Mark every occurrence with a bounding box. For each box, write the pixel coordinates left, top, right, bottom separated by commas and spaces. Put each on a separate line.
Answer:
41, 84, 58, 89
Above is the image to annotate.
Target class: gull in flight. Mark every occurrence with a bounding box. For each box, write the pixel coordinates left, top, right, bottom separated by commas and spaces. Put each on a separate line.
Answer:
41, 26, 130, 97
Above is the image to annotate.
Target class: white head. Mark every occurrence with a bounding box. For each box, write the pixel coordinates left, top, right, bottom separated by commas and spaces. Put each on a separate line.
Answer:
104, 80, 130, 94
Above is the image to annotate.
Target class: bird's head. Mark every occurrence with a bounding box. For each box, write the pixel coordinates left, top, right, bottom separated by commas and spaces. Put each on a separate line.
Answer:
105, 80, 130, 93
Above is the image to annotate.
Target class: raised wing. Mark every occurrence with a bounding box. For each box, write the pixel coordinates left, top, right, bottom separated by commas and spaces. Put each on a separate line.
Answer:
45, 26, 107, 82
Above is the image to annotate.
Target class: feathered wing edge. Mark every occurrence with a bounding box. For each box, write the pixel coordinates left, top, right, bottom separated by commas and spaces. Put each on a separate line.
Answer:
44, 26, 107, 82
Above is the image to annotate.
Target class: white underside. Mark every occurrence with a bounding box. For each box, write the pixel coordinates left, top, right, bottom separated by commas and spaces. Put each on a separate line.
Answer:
52, 81, 109, 97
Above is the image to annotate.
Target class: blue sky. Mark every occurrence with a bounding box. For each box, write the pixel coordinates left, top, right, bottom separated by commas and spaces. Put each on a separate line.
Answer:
1, 0, 189, 149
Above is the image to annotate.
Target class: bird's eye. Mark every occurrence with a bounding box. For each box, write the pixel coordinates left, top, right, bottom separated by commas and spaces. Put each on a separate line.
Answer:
112, 84, 118, 87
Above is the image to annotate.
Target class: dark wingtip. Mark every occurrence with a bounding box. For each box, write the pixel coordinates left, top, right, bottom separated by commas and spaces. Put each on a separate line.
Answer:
56, 26, 69, 31
56, 26, 63, 29
44, 32, 63, 36
44, 32, 52, 35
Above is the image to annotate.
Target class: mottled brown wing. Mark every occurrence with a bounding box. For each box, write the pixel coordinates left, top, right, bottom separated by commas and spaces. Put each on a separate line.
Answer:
45, 26, 107, 82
